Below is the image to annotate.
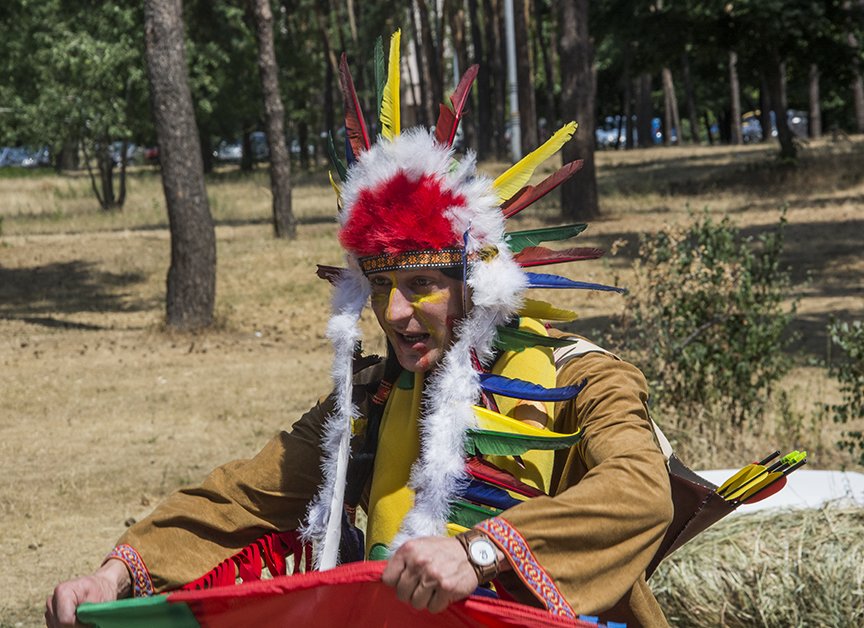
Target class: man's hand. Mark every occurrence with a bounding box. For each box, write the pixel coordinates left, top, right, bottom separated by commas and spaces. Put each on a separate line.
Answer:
45, 559, 132, 628
382, 536, 493, 614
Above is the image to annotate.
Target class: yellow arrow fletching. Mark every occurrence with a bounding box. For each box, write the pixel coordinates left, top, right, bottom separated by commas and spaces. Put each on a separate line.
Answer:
493, 121, 577, 203
717, 464, 766, 497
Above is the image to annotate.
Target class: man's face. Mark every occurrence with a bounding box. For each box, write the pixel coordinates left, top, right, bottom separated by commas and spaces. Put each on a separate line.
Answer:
369, 269, 464, 373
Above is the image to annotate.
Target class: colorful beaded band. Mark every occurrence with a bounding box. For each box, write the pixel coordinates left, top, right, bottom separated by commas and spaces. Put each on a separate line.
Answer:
359, 248, 466, 275
105, 544, 154, 597
477, 517, 576, 618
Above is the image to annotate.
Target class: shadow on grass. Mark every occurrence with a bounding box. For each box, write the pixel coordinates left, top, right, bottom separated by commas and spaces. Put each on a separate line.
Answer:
0, 261, 150, 328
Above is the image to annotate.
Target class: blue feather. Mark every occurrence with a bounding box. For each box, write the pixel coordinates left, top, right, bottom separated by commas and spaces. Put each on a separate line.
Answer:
478, 373, 587, 401
345, 135, 356, 166
525, 272, 626, 293
463, 480, 524, 510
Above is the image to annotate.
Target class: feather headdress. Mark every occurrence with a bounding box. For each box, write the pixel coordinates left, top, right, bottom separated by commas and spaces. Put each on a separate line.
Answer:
302, 31, 620, 570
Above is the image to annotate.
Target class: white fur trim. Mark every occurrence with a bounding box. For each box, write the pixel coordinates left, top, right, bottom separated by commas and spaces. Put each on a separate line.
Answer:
301, 267, 369, 569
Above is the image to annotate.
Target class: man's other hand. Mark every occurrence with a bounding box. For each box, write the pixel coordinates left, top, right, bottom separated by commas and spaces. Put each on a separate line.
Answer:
45, 559, 131, 627
382, 536, 480, 614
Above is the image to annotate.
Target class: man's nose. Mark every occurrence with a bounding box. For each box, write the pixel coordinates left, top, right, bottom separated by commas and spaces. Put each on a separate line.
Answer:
385, 286, 414, 323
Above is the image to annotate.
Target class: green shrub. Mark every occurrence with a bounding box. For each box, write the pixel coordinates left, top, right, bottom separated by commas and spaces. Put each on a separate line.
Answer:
619, 213, 795, 429
827, 320, 864, 464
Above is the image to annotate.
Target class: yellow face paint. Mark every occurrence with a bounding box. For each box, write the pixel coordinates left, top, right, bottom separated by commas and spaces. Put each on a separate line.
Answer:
368, 269, 464, 373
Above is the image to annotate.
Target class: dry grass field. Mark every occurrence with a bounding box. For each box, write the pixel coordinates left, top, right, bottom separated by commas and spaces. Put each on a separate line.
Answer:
1, 139, 863, 626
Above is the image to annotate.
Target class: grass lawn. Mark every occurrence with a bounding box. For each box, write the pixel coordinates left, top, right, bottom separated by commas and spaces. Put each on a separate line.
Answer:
1, 138, 862, 626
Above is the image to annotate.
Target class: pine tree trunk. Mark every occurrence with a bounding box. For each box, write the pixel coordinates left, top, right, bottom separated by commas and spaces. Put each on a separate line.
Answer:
853, 72, 864, 133
144, 0, 216, 330
728, 50, 743, 145
484, 0, 506, 158
661, 67, 680, 145
468, 0, 491, 159
765, 53, 796, 160
558, 0, 598, 219
535, 0, 557, 139
808, 63, 822, 139
513, 0, 538, 152
637, 73, 652, 148
681, 53, 700, 144
759, 73, 772, 143
416, 0, 442, 125
249, 0, 294, 238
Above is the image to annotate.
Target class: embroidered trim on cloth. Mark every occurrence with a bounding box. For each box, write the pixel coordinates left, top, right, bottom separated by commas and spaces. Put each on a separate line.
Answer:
359, 248, 468, 274
477, 517, 575, 618
106, 544, 153, 597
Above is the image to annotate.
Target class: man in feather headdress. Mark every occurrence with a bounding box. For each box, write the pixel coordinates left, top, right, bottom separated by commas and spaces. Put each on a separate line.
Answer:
48, 33, 674, 628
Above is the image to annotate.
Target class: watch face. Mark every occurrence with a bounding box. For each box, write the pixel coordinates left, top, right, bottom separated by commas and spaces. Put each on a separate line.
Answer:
468, 539, 497, 567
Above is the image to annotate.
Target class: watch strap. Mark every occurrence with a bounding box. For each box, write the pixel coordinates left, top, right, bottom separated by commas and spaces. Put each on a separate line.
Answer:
457, 530, 499, 585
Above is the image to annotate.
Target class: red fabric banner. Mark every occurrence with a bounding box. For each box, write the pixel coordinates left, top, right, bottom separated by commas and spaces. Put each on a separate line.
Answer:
169, 561, 592, 627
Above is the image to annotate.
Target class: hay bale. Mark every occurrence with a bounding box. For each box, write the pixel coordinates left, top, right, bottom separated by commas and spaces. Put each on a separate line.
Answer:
651, 505, 864, 626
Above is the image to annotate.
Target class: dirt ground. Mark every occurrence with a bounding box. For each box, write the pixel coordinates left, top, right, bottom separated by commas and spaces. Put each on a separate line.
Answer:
1, 139, 862, 626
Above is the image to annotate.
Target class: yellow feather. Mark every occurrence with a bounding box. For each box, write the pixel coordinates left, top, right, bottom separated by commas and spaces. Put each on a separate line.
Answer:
517, 298, 578, 321
328, 171, 342, 208
381, 30, 401, 140
493, 121, 578, 203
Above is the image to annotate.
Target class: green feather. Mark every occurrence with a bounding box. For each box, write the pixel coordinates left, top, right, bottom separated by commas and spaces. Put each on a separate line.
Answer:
465, 429, 582, 457
326, 131, 347, 181
449, 500, 501, 528
505, 224, 588, 253
494, 326, 574, 352
374, 36, 386, 119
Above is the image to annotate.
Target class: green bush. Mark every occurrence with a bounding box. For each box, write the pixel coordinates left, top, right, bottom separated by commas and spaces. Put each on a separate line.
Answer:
619, 213, 795, 429
827, 320, 864, 464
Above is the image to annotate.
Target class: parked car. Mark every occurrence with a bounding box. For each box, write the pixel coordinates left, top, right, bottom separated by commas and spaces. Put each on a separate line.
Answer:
741, 109, 809, 143
22, 146, 51, 168
0, 146, 30, 167
213, 140, 242, 164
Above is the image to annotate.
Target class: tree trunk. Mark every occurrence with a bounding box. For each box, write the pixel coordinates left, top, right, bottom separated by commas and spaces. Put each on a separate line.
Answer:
249, 0, 295, 238
513, 0, 538, 152
558, 0, 598, 219
854, 72, 864, 133
637, 73, 652, 148
808, 63, 821, 139
624, 79, 634, 149
468, 0, 491, 159
728, 50, 742, 145
199, 127, 213, 173
448, 2, 473, 148
759, 73, 772, 143
484, 0, 506, 158
144, 0, 216, 330
703, 111, 714, 145
681, 53, 700, 144
661, 67, 680, 145
765, 53, 796, 160
416, 0, 442, 125
535, 0, 557, 139
314, 1, 336, 137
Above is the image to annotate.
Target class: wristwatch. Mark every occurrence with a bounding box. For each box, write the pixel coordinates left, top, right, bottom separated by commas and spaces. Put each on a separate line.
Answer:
456, 530, 499, 584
